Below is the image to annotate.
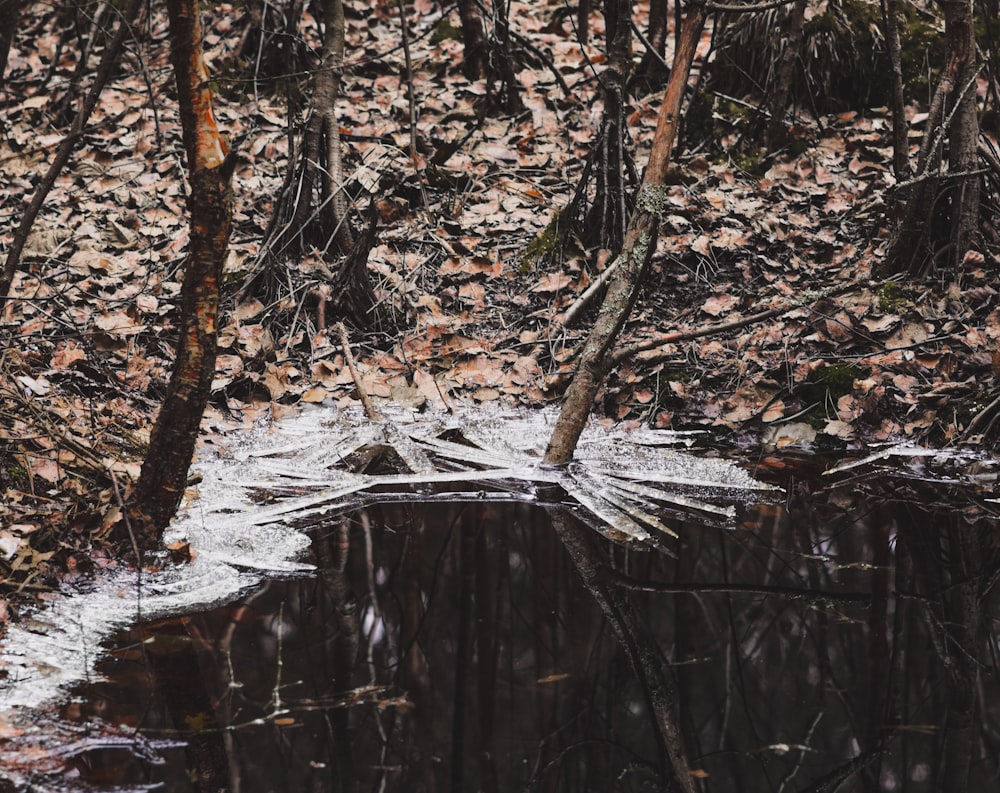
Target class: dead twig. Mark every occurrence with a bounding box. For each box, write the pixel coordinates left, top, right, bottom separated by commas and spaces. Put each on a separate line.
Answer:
337, 321, 380, 421
610, 281, 862, 366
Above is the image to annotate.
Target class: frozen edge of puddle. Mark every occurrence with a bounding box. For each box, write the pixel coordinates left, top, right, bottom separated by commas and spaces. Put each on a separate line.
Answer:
0, 458, 316, 720
0, 402, 771, 721
0, 524, 312, 716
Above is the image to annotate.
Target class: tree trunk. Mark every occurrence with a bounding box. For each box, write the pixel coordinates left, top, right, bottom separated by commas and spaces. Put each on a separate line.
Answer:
266, 0, 352, 259
0, 0, 23, 91
238, 0, 307, 94
123, 0, 236, 550
880, 0, 910, 181
457, 0, 487, 80
544, 6, 707, 466
880, 0, 979, 277
635, 0, 669, 91
764, 0, 808, 150
583, 0, 632, 252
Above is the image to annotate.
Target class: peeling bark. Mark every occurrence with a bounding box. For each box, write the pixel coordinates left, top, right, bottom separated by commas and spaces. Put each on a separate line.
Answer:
124, 0, 235, 549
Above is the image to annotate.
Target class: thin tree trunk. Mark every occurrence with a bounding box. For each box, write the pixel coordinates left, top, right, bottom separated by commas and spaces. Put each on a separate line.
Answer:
457, 0, 487, 79
942, 0, 979, 274
0, 0, 24, 91
0, 0, 143, 303
124, 0, 236, 549
544, 5, 706, 465
764, 0, 807, 149
880, 0, 910, 181
636, 0, 669, 89
492, 0, 523, 113
880, 0, 979, 277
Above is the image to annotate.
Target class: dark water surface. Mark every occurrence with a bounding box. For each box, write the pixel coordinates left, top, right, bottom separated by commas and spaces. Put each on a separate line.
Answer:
28, 459, 1000, 792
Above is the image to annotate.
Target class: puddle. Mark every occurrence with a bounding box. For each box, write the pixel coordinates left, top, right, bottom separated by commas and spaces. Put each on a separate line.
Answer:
2, 406, 1000, 790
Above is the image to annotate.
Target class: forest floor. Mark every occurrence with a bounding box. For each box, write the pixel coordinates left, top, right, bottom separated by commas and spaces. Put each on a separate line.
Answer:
1, 1, 999, 608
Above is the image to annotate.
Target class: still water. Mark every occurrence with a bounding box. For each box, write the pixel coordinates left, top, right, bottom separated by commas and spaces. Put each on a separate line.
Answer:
16, 451, 1000, 793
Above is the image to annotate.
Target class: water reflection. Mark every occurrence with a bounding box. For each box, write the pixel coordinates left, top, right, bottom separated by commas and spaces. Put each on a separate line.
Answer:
45, 474, 1000, 792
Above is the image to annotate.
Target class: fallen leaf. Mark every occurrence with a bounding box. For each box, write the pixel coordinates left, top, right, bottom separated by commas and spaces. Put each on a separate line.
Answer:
762, 422, 817, 449
761, 401, 785, 423
702, 294, 737, 317
531, 272, 573, 293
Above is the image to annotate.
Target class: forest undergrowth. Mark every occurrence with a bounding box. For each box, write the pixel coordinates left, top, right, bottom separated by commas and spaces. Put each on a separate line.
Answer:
0, 0, 999, 607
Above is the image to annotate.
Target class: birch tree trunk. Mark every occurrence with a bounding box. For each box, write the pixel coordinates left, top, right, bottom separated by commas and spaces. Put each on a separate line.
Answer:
544, 5, 707, 466
124, 0, 236, 550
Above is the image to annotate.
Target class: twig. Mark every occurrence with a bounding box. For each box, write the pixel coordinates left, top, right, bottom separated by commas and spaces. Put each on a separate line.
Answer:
559, 254, 625, 326
337, 321, 380, 420
609, 572, 872, 604
705, 0, 796, 11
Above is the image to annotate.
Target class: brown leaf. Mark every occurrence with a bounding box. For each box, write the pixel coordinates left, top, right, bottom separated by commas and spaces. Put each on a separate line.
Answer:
531, 273, 573, 293
702, 294, 736, 317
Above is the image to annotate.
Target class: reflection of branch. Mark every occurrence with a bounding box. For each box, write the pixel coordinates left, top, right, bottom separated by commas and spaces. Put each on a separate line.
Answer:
796, 745, 883, 793
549, 508, 697, 793
609, 573, 872, 604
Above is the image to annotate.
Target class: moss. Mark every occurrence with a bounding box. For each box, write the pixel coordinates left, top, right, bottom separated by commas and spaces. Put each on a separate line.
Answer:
734, 147, 767, 178
431, 17, 463, 44
1, 459, 28, 489
875, 281, 905, 312
520, 211, 569, 272
799, 363, 868, 406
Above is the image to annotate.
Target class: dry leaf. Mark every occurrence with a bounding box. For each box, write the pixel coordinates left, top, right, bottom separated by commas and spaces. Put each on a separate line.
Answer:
702, 294, 736, 317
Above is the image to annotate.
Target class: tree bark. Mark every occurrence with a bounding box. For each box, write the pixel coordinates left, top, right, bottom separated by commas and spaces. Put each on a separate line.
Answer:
543, 4, 706, 466
880, 0, 979, 277
764, 0, 808, 150
0, 0, 23, 91
266, 0, 352, 259
124, 0, 236, 549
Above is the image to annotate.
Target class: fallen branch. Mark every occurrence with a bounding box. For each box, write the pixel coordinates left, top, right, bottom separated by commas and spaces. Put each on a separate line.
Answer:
0, 0, 144, 302
610, 281, 863, 366
609, 573, 872, 604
